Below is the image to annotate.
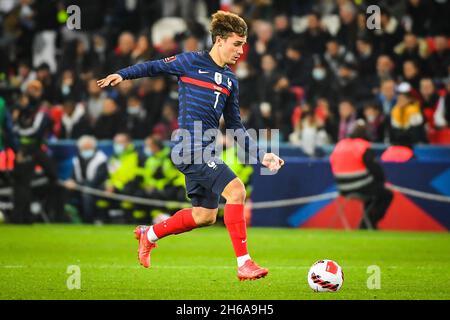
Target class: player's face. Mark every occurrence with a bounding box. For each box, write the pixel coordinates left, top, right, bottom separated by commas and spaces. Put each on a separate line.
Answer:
220, 33, 246, 65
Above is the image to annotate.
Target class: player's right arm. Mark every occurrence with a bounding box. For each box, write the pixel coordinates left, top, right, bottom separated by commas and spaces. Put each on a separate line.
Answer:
97, 53, 189, 88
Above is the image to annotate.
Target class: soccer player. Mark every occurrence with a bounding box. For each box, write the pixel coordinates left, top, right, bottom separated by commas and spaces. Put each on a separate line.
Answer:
97, 11, 284, 280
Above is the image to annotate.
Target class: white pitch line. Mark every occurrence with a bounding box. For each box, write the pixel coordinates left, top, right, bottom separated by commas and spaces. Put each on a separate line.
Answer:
0, 265, 25, 268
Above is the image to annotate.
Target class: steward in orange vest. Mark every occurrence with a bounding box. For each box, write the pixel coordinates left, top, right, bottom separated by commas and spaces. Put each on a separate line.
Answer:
330, 123, 393, 229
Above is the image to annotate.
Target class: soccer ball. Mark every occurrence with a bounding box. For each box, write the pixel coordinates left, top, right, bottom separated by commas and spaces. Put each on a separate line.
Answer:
307, 259, 344, 292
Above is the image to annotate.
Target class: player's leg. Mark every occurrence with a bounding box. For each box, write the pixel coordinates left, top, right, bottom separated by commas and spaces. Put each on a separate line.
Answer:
222, 177, 268, 280
145, 206, 218, 242
134, 173, 220, 268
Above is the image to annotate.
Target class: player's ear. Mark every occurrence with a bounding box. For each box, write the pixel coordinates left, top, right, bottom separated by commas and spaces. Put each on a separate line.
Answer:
217, 36, 224, 47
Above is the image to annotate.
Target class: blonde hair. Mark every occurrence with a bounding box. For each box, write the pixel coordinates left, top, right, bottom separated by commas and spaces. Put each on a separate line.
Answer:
210, 10, 247, 44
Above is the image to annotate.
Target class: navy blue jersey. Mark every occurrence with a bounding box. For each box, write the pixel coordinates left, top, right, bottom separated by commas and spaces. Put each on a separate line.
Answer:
116, 51, 263, 163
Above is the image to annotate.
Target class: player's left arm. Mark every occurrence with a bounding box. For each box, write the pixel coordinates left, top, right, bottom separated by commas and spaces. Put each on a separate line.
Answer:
223, 81, 284, 172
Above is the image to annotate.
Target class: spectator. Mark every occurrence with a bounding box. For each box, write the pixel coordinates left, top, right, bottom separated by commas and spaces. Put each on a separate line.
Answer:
240, 104, 264, 131
390, 82, 427, 144
114, 80, 135, 113
323, 38, 355, 81
152, 102, 179, 140
355, 37, 378, 89
60, 100, 92, 140
434, 78, 450, 129
333, 62, 369, 101
375, 55, 396, 85
60, 39, 96, 80
124, 95, 148, 139
300, 12, 329, 56
256, 53, 294, 136
377, 79, 398, 115
247, 20, 281, 71
35, 63, 56, 104
337, 99, 357, 141
401, 59, 421, 91
273, 13, 296, 56
64, 135, 108, 223
363, 102, 386, 143
153, 36, 180, 59
289, 110, 329, 156
182, 34, 201, 53
405, 0, 432, 37
85, 78, 108, 124
105, 32, 136, 74
306, 58, 335, 103
93, 98, 124, 140
426, 34, 450, 80
12, 80, 62, 223
315, 97, 339, 143
131, 34, 154, 64
335, 2, 358, 52
235, 61, 258, 108
373, 8, 404, 56
142, 77, 168, 131
10, 60, 36, 93
282, 41, 313, 88
394, 33, 427, 73
90, 33, 108, 76
419, 78, 439, 130
55, 69, 84, 104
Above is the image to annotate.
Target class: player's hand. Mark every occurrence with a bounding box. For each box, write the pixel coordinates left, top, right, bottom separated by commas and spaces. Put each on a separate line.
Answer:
262, 153, 285, 172
97, 74, 123, 88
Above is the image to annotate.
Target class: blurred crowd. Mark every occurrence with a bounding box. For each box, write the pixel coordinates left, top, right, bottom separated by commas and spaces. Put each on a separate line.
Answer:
0, 0, 449, 222
0, 1, 449, 148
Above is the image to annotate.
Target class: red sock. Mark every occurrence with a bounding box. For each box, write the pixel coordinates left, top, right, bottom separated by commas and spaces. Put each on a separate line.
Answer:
224, 204, 248, 257
153, 208, 197, 239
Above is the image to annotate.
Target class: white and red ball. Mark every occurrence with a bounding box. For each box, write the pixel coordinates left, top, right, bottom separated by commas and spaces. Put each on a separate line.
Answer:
307, 260, 344, 292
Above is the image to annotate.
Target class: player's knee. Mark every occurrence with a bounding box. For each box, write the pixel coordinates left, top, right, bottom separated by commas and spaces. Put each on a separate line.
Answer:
228, 186, 246, 204
223, 179, 246, 204
203, 214, 216, 226
196, 214, 216, 226
193, 209, 217, 226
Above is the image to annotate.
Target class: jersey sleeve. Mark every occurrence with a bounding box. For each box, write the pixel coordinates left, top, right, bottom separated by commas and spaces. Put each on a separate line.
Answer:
116, 53, 191, 80
223, 81, 265, 163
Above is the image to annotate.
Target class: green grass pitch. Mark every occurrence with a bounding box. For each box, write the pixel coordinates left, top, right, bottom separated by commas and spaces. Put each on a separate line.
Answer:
0, 224, 449, 300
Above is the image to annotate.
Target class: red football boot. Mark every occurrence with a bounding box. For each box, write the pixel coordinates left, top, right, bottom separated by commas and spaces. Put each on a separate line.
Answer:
133, 225, 157, 268
237, 260, 269, 281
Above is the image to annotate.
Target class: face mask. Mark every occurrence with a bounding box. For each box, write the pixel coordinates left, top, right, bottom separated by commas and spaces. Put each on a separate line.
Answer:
113, 143, 125, 155
366, 115, 376, 123
127, 106, 141, 115
80, 149, 95, 159
312, 68, 326, 81
236, 67, 249, 79
62, 85, 71, 96
143, 147, 153, 157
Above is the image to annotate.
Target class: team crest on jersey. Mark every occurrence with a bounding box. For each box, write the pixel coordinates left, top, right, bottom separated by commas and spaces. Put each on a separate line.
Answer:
163, 56, 177, 63
227, 77, 232, 88
214, 72, 222, 85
